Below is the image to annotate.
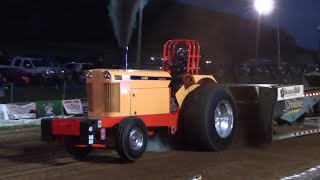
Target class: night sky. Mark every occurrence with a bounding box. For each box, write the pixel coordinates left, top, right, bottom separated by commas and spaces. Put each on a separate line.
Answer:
0, 0, 318, 62
179, 0, 320, 51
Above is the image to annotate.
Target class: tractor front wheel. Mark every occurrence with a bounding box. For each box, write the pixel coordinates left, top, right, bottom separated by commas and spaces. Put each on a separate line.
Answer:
116, 117, 148, 162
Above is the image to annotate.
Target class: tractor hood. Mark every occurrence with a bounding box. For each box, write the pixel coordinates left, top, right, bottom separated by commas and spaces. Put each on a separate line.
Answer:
101, 69, 171, 80
86, 69, 172, 89
85, 69, 172, 117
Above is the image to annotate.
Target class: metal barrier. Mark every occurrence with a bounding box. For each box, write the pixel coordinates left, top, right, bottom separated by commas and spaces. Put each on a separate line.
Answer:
0, 81, 86, 104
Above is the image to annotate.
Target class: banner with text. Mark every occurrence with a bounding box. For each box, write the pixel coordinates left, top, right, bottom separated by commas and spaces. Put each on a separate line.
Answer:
62, 99, 83, 115
5, 103, 36, 120
80, 98, 88, 116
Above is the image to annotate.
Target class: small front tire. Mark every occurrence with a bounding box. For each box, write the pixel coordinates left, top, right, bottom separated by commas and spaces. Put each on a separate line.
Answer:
116, 117, 148, 162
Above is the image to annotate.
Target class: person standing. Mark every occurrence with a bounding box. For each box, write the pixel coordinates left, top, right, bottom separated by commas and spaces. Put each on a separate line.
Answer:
0, 73, 6, 97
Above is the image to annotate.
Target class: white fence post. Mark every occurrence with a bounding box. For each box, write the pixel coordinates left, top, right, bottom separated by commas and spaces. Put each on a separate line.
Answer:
62, 80, 66, 116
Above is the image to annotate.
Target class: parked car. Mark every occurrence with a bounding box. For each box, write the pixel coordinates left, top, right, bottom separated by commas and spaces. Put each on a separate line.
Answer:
7, 56, 64, 77
0, 67, 33, 86
62, 62, 94, 84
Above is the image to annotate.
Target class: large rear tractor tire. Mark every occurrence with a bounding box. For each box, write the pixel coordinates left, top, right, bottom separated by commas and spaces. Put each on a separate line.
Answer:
180, 84, 238, 151
116, 117, 148, 162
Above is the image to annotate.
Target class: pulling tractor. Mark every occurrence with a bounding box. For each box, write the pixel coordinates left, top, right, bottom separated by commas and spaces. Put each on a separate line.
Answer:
41, 39, 320, 162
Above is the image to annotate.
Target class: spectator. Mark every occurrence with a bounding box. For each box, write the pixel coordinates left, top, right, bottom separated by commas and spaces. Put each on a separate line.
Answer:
0, 73, 6, 97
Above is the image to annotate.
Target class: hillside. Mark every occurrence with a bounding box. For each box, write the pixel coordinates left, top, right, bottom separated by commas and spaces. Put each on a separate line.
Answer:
0, 0, 302, 65
139, 0, 297, 64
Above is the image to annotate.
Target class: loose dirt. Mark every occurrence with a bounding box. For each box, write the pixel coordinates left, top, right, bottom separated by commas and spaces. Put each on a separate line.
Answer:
0, 127, 320, 180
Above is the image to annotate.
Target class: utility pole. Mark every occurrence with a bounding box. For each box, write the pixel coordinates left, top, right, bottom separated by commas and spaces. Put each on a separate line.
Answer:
136, 0, 143, 69
318, 25, 320, 64
276, 15, 281, 70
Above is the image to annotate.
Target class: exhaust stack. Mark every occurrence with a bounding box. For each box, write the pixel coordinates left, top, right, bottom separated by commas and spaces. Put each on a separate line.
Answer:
120, 46, 128, 69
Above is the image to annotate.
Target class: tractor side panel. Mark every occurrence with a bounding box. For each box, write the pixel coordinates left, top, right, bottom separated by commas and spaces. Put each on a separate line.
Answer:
131, 88, 170, 115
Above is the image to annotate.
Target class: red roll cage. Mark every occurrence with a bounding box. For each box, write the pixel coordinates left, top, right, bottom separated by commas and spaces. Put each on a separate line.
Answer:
162, 39, 201, 75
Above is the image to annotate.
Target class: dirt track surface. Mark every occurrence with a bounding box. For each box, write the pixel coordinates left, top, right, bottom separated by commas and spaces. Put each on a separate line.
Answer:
1, 127, 320, 180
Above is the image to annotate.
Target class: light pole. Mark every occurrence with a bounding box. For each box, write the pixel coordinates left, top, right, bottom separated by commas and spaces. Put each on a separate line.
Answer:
254, 0, 274, 61
255, 12, 261, 61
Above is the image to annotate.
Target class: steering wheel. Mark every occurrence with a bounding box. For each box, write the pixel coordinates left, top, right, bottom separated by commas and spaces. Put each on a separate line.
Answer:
173, 58, 187, 74
163, 60, 174, 72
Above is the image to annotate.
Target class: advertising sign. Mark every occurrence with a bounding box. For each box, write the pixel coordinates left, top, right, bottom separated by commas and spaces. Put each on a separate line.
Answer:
277, 85, 304, 101
80, 98, 88, 116
36, 100, 63, 117
278, 96, 320, 122
62, 99, 83, 115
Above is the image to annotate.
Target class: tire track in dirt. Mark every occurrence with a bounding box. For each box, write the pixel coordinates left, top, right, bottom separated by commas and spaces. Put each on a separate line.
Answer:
2, 127, 320, 180
0, 141, 66, 169
0, 152, 123, 179
0, 160, 88, 179
0, 139, 179, 180
0, 153, 69, 175
0, 133, 121, 180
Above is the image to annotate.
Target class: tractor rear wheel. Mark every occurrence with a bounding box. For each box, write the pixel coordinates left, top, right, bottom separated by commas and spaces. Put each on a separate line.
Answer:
116, 117, 148, 162
180, 84, 237, 151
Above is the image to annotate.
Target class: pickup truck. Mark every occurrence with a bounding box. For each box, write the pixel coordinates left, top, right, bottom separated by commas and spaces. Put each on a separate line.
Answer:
7, 56, 63, 76
0, 56, 64, 86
